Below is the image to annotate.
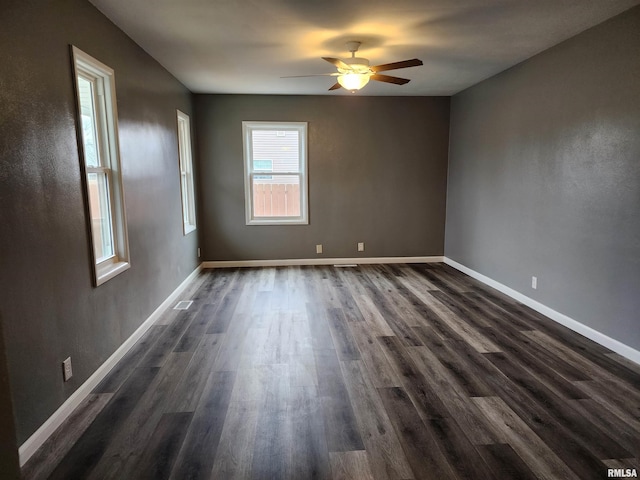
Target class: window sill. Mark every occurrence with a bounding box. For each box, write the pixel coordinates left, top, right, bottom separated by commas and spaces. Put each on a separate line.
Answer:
95, 260, 130, 286
247, 218, 309, 226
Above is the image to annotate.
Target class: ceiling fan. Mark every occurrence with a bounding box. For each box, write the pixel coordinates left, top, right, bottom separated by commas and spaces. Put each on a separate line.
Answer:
283, 41, 423, 92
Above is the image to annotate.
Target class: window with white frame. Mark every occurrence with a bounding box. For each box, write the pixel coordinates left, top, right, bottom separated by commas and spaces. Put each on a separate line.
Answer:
177, 110, 196, 234
242, 122, 308, 225
72, 46, 130, 286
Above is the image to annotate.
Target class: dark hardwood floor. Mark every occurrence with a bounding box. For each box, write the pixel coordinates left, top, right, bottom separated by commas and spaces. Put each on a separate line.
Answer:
23, 263, 640, 479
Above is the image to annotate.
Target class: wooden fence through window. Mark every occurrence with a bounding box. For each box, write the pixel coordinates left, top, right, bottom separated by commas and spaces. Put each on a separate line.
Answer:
253, 183, 301, 217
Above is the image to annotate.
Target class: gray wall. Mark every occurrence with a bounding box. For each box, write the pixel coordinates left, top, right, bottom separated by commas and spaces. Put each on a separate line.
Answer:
195, 95, 450, 261
0, 319, 20, 479
446, 6, 640, 350
0, 0, 199, 446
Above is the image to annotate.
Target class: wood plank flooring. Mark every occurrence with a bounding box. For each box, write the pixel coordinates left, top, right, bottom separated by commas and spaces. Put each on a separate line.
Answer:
23, 263, 640, 480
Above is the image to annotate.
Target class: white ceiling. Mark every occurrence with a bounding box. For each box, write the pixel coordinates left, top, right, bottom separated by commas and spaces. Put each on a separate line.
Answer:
89, 0, 639, 96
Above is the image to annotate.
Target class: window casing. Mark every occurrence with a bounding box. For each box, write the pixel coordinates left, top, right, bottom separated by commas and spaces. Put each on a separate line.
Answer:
72, 46, 130, 286
177, 110, 196, 234
242, 121, 308, 225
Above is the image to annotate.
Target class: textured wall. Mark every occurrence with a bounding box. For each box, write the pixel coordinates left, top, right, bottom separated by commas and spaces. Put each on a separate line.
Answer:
0, 318, 20, 479
446, 6, 640, 350
195, 95, 450, 261
0, 0, 198, 444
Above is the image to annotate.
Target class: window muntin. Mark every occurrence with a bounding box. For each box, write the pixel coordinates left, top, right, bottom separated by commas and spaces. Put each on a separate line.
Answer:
242, 122, 308, 225
177, 110, 196, 234
72, 46, 130, 285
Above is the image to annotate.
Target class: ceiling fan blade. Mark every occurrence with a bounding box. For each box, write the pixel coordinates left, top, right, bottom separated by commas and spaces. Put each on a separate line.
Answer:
328, 82, 342, 91
370, 58, 423, 73
281, 73, 340, 78
371, 74, 411, 85
322, 57, 349, 70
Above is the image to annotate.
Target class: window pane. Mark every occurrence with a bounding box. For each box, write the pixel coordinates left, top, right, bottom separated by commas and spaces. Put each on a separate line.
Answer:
243, 121, 307, 225
252, 174, 301, 217
87, 173, 114, 262
77, 76, 100, 168
177, 111, 196, 233
181, 172, 190, 224
251, 130, 299, 173
74, 47, 131, 285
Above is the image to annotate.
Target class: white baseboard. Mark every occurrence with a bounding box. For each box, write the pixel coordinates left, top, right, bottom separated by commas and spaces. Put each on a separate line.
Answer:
444, 257, 640, 365
202, 256, 445, 269
18, 265, 202, 466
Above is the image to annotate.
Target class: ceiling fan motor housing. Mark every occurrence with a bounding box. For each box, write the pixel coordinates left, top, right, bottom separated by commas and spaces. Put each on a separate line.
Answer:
341, 57, 371, 74
340, 41, 371, 74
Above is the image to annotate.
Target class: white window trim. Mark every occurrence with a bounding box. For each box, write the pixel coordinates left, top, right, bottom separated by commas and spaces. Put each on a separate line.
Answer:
242, 121, 309, 225
177, 110, 197, 235
72, 46, 130, 286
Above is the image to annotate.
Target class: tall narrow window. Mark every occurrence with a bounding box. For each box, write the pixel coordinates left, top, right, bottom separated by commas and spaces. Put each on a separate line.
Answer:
242, 122, 308, 225
177, 110, 196, 234
72, 46, 130, 286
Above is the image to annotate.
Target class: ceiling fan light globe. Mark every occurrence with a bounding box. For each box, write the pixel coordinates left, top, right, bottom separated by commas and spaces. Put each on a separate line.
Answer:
338, 73, 370, 91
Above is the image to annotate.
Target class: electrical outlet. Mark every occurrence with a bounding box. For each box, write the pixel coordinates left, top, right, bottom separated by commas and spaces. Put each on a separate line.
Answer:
62, 357, 73, 382
197, 247, 201, 258
316, 244, 323, 254
531, 276, 538, 289
357, 242, 365, 252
